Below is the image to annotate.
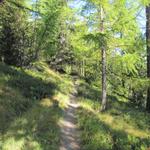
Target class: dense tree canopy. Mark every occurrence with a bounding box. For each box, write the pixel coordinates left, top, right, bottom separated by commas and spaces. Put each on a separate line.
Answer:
0, 0, 149, 110
0, 0, 150, 150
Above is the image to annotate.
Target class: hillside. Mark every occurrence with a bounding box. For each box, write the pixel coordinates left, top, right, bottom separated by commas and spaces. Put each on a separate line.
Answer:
1, 0, 150, 150
0, 63, 150, 150
0, 62, 73, 150
76, 80, 150, 150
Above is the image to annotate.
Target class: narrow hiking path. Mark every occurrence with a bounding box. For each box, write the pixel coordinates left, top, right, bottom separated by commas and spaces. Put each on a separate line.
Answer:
59, 80, 80, 150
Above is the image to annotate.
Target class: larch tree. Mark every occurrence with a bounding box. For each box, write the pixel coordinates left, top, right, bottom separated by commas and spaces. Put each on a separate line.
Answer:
78, 0, 144, 110
99, 5, 107, 111
34, 0, 70, 60
82, 0, 109, 111
146, 3, 150, 112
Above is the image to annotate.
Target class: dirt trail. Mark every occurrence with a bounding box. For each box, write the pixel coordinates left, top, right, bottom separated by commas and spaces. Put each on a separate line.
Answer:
59, 83, 80, 150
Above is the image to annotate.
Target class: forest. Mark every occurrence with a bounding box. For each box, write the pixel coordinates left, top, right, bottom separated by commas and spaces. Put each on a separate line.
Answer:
0, 0, 150, 150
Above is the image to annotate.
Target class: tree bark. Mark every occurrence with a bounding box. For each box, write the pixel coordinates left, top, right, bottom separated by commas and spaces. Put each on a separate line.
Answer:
100, 6, 107, 111
146, 5, 150, 112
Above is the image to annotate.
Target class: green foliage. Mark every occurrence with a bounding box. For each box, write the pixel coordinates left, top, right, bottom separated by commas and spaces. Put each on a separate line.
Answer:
77, 109, 113, 150
70, 0, 148, 108
140, 0, 150, 6
36, 0, 72, 58
0, 0, 34, 66
0, 0, 71, 65
0, 0, 149, 148
0, 62, 73, 149
76, 80, 150, 150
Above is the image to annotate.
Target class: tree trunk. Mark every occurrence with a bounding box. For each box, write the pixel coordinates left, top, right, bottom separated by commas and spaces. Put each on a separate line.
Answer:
146, 5, 150, 112
82, 59, 85, 77
100, 6, 107, 111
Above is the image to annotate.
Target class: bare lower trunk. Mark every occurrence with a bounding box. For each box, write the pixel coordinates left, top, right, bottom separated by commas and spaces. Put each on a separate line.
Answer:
100, 6, 107, 111
101, 47, 107, 111
146, 5, 150, 112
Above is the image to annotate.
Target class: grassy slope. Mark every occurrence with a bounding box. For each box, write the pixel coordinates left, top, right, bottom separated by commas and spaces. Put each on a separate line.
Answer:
0, 62, 73, 150
76, 80, 150, 150
1, 62, 150, 150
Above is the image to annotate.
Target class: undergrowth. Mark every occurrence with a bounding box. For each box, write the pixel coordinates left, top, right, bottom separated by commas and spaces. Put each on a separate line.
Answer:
76, 80, 150, 150
0, 62, 73, 150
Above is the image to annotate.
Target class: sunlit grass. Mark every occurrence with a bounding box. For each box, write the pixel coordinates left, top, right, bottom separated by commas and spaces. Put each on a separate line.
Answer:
1, 98, 61, 150
78, 98, 150, 136
76, 80, 150, 150
0, 62, 73, 150
39, 98, 53, 107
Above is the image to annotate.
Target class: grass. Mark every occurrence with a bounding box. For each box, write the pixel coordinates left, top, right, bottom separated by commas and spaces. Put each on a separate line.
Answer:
1, 62, 150, 150
76, 80, 150, 150
0, 62, 73, 150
